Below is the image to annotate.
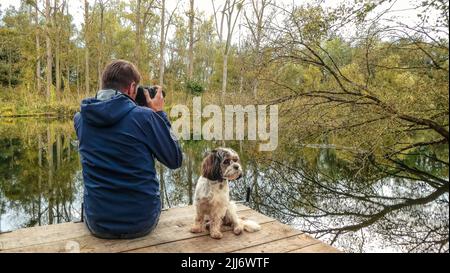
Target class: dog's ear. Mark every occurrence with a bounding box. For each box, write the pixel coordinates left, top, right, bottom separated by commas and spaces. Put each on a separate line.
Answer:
202, 150, 222, 181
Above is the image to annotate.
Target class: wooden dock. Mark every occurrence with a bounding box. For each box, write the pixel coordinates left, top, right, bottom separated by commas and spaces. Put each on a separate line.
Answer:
0, 204, 340, 253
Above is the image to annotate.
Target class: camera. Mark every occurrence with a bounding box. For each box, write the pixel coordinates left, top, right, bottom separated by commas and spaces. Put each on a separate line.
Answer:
135, 86, 166, 107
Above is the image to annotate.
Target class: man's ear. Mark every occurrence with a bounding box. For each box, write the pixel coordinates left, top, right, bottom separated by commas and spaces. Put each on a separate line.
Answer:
129, 82, 137, 99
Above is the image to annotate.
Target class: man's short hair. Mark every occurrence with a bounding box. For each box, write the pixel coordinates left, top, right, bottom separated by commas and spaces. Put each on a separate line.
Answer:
101, 60, 141, 91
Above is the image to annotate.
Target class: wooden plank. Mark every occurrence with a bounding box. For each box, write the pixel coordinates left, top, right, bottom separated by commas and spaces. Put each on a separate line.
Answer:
0, 204, 250, 251
233, 234, 320, 253
288, 242, 342, 253
0, 222, 91, 251
0, 204, 341, 253
127, 221, 301, 253
1, 207, 272, 253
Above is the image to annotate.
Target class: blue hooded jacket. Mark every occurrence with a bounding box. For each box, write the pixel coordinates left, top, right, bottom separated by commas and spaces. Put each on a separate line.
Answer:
74, 91, 182, 235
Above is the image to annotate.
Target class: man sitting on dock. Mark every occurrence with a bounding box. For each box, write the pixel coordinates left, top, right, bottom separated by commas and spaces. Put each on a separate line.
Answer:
74, 60, 183, 239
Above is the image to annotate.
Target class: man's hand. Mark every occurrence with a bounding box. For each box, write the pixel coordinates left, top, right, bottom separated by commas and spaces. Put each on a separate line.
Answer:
144, 85, 164, 112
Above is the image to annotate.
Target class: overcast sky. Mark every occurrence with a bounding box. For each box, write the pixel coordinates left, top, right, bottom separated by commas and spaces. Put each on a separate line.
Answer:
0, 0, 433, 43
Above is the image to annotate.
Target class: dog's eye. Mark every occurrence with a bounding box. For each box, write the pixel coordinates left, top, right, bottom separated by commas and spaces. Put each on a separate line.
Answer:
223, 159, 230, 165
232, 158, 238, 162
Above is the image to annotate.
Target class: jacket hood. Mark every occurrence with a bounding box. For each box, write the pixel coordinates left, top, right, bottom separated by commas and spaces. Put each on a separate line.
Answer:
80, 92, 136, 127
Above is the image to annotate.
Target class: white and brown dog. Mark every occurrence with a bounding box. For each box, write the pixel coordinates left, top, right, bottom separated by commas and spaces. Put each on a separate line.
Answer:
190, 147, 261, 239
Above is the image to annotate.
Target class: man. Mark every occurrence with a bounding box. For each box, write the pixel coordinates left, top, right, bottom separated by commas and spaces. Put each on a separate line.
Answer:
74, 60, 183, 239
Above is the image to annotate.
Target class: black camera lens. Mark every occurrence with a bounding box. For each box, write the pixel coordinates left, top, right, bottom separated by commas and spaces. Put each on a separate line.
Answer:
135, 86, 165, 107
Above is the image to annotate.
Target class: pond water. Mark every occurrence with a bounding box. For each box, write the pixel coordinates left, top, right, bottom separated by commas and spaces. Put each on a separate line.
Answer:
0, 118, 448, 252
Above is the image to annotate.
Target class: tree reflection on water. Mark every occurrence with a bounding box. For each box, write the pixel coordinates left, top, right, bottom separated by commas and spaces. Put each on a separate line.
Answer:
0, 118, 448, 252
0, 118, 82, 231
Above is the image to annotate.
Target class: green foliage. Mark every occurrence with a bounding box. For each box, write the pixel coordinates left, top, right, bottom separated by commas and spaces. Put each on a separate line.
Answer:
0, 29, 22, 86
185, 79, 204, 95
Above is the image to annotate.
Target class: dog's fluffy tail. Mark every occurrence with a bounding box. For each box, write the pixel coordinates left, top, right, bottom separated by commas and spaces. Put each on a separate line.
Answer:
242, 219, 261, 232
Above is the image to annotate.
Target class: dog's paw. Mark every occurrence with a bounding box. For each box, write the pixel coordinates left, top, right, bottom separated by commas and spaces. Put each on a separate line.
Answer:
210, 231, 223, 239
190, 226, 204, 233
233, 226, 243, 235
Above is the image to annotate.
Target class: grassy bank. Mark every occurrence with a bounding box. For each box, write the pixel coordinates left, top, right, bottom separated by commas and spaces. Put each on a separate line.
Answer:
0, 88, 82, 118
0, 86, 261, 118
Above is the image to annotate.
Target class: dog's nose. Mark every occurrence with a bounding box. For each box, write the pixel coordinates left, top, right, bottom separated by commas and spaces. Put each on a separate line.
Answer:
233, 165, 239, 170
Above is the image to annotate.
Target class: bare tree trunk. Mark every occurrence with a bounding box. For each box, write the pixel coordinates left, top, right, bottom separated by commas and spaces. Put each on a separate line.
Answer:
221, 53, 228, 98
35, 2, 41, 94
65, 1, 70, 93
134, 0, 141, 66
187, 0, 194, 79
253, 11, 262, 99
45, 0, 52, 101
253, 41, 260, 98
244, 0, 271, 99
98, 2, 106, 89
211, 0, 225, 42
54, 0, 61, 94
84, 0, 90, 94
76, 50, 80, 96
66, 65, 70, 92
159, 0, 166, 86
220, 0, 242, 101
